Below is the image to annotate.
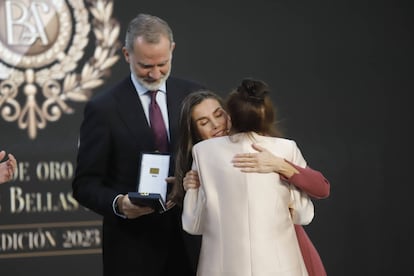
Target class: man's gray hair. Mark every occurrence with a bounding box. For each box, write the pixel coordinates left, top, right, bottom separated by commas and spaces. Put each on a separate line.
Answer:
125, 13, 174, 52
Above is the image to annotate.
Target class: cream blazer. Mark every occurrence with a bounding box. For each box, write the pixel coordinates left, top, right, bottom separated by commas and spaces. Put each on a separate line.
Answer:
182, 133, 314, 276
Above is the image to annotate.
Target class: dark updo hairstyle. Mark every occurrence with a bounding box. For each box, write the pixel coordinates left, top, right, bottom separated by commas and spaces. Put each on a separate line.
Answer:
226, 78, 281, 137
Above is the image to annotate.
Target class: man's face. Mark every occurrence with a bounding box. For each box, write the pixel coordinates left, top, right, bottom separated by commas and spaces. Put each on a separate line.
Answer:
123, 35, 175, 91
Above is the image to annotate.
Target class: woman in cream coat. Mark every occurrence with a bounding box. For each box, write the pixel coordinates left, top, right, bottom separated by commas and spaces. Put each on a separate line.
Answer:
182, 78, 314, 276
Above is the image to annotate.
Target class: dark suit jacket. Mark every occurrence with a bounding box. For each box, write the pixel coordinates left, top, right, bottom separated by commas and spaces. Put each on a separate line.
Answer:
72, 76, 204, 276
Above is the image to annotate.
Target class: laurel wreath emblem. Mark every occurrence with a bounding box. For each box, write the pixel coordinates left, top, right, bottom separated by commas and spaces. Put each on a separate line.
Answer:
0, 0, 121, 139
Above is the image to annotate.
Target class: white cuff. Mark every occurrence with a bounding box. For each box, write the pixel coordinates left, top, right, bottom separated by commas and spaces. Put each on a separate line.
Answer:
112, 194, 127, 219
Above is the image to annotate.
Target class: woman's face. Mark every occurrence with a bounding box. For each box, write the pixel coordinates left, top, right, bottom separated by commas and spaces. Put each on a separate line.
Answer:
192, 98, 229, 140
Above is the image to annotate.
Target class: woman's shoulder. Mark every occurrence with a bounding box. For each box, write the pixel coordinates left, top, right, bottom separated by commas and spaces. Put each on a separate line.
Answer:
195, 136, 228, 147
256, 134, 294, 143
260, 136, 298, 148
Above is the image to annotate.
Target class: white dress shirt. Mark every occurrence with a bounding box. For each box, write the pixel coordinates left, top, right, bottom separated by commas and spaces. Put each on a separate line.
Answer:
130, 73, 170, 140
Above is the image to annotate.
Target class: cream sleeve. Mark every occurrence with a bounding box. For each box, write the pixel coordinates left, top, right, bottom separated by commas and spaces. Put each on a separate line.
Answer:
181, 146, 206, 235
288, 185, 314, 225
182, 187, 206, 235
288, 140, 314, 225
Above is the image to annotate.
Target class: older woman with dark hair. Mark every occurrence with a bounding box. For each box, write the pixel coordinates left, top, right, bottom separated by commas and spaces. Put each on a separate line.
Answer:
175, 79, 330, 276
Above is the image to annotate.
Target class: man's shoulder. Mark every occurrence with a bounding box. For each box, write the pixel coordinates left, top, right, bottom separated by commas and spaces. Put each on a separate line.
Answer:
84, 76, 132, 113
90, 76, 131, 102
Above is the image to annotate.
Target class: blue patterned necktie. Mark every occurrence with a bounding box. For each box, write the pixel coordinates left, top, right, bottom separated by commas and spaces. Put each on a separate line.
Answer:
148, 90, 168, 152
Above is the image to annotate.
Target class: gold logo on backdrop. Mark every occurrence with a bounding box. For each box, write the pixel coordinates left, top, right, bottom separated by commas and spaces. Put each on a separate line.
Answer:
0, 0, 121, 139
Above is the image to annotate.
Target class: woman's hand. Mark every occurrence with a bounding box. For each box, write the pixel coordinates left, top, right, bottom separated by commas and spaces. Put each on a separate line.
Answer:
183, 170, 200, 191
232, 144, 298, 177
232, 144, 282, 173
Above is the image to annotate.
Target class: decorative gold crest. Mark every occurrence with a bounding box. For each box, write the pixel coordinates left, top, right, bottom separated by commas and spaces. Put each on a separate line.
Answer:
0, 0, 121, 139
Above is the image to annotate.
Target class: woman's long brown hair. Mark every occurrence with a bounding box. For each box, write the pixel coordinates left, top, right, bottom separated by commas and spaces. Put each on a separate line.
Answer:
171, 90, 224, 206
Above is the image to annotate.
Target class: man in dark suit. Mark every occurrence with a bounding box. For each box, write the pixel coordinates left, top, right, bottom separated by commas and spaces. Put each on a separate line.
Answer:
72, 13, 204, 276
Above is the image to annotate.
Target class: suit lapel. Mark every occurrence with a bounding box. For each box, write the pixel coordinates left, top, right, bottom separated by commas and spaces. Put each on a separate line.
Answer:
113, 77, 195, 153
166, 78, 185, 151
114, 77, 153, 148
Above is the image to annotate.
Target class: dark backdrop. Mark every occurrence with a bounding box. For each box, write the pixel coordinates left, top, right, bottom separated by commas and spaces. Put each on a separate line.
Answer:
0, 1, 412, 275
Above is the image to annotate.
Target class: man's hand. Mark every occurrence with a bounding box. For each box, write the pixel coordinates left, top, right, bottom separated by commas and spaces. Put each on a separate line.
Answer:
0, 151, 17, 185
165, 176, 178, 210
117, 194, 154, 219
